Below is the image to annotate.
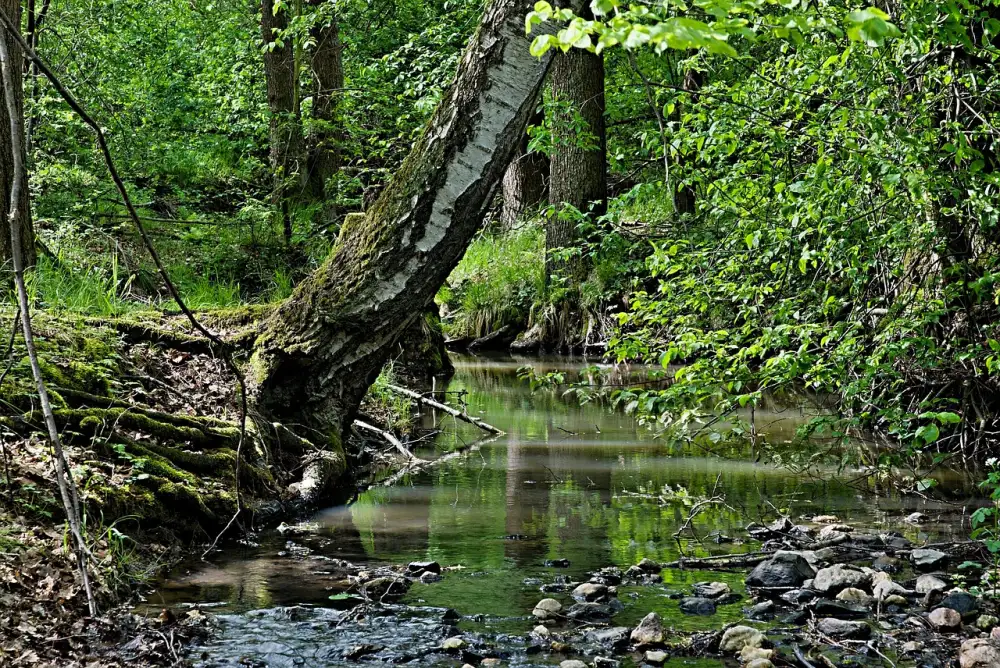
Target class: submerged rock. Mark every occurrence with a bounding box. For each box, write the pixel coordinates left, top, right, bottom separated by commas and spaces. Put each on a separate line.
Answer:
719, 625, 765, 653
746, 553, 816, 588
565, 602, 618, 622
816, 618, 871, 639
545, 558, 571, 568
679, 597, 717, 615
748, 600, 775, 620
585, 626, 629, 652
630, 612, 665, 647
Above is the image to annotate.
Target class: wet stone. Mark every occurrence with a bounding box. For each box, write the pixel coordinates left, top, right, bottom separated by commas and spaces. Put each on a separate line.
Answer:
560, 661, 588, 668
636, 558, 661, 573
679, 597, 717, 615
813, 564, 870, 594
872, 555, 906, 573
916, 574, 948, 594
630, 612, 665, 647
748, 600, 776, 620
419, 571, 441, 584
962, 638, 1000, 667
911, 548, 948, 570
644, 649, 668, 665
929, 607, 962, 630
781, 589, 817, 605
572, 582, 609, 602
545, 558, 571, 568
977, 614, 999, 630
406, 561, 441, 575
815, 618, 871, 639
565, 602, 617, 622
692, 581, 731, 599
905, 512, 929, 524
363, 577, 410, 601
442, 637, 467, 650
532, 598, 562, 620
746, 552, 816, 588
719, 625, 765, 653
810, 599, 868, 619
937, 591, 978, 618
585, 626, 630, 652
594, 658, 620, 668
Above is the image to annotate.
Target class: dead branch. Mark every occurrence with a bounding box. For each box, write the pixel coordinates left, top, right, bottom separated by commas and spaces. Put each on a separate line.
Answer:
386, 384, 504, 435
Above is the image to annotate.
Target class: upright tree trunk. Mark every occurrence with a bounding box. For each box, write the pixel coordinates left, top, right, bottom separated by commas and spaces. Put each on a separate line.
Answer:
261, 0, 302, 243
0, 0, 33, 273
251, 0, 568, 449
546, 40, 606, 282
500, 108, 547, 231
305, 0, 343, 204
674, 68, 701, 216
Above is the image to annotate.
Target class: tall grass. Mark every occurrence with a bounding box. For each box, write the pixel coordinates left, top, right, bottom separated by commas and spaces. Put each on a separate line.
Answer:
439, 226, 545, 338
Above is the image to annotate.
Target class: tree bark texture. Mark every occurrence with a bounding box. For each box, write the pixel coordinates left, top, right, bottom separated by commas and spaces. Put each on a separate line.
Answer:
251, 0, 569, 442
305, 0, 343, 202
674, 68, 701, 216
500, 107, 547, 231
0, 0, 33, 273
546, 42, 605, 281
261, 0, 302, 238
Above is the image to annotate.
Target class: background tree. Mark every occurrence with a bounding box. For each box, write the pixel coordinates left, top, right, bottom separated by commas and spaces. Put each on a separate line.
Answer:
0, 0, 32, 272
546, 14, 606, 283
304, 0, 343, 209
500, 108, 547, 231
261, 0, 302, 243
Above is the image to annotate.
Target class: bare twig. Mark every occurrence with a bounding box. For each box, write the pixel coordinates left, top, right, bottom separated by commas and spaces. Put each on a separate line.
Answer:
354, 419, 425, 463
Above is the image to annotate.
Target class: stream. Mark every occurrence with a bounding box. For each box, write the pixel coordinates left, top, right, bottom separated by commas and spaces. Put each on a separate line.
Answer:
148, 355, 978, 668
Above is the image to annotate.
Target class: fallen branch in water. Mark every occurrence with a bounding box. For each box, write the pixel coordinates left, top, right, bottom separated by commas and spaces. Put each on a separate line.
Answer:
354, 419, 426, 463
387, 384, 504, 435
379, 433, 503, 487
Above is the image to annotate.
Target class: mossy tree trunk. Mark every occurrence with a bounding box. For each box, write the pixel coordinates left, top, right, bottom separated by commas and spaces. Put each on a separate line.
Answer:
546, 10, 606, 283
251, 0, 566, 445
0, 0, 33, 274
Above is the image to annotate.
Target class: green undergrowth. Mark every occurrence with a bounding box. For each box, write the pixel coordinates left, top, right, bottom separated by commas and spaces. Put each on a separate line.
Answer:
438, 226, 545, 339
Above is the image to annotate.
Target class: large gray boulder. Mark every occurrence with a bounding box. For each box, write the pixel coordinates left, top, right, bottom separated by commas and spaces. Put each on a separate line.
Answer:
745, 553, 816, 588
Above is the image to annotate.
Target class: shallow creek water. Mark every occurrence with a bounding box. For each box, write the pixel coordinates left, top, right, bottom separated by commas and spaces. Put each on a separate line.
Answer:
151, 355, 978, 667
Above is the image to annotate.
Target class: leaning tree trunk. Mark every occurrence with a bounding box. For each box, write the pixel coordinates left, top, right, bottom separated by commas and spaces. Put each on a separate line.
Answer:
305, 0, 343, 205
500, 107, 547, 231
261, 0, 302, 243
251, 0, 568, 454
546, 35, 606, 282
0, 0, 33, 273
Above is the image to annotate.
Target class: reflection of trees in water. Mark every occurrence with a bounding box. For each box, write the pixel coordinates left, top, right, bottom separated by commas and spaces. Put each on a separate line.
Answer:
504, 424, 551, 563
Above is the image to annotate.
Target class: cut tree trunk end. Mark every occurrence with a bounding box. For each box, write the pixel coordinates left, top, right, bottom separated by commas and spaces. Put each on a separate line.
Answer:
250, 0, 569, 501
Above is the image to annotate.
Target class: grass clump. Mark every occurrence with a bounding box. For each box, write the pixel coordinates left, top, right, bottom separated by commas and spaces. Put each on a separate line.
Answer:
438, 226, 545, 339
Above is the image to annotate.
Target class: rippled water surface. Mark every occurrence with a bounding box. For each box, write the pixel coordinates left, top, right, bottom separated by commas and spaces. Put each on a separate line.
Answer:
153, 355, 976, 667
